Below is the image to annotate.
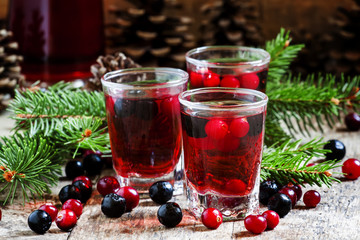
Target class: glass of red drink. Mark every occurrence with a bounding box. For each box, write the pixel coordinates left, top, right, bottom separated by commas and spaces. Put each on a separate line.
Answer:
8, 0, 104, 83
179, 87, 268, 219
101, 68, 188, 193
186, 46, 270, 92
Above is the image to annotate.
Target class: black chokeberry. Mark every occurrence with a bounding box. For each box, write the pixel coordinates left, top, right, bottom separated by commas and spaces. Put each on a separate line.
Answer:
59, 185, 81, 204
181, 113, 209, 138
83, 153, 104, 176
345, 112, 360, 131
114, 99, 135, 118
28, 210, 52, 234
149, 181, 174, 205
73, 180, 92, 203
323, 139, 346, 161
267, 193, 292, 218
134, 99, 158, 121
101, 193, 126, 218
157, 202, 183, 228
65, 160, 84, 179
259, 180, 280, 205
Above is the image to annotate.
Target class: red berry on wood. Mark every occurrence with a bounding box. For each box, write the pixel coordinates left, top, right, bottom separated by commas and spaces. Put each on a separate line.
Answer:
229, 117, 249, 138
201, 208, 223, 229
73, 175, 92, 188
205, 119, 229, 140
116, 186, 140, 212
239, 73, 260, 90
56, 209, 77, 231
286, 183, 302, 202
62, 199, 83, 218
262, 210, 280, 230
279, 187, 297, 208
342, 158, 360, 180
97, 176, 120, 197
220, 75, 240, 88
244, 215, 267, 234
39, 203, 58, 222
303, 190, 321, 208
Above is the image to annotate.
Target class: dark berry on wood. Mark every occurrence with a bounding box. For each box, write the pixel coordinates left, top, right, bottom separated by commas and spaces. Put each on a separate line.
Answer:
59, 185, 81, 204
83, 153, 104, 176
101, 193, 126, 218
259, 180, 280, 205
149, 181, 174, 205
65, 160, 84, 179
267, 193, 292, 218
72, 180, 92, 203
323, 139, 346, 161
28, 210, 52, 234
157, 202, 183, 228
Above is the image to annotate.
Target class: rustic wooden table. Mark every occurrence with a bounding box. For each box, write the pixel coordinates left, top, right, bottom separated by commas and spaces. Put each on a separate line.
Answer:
0, 110, 359, 240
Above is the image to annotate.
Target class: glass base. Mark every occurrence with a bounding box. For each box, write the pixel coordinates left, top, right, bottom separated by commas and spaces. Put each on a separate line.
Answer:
186, 179, 260, 220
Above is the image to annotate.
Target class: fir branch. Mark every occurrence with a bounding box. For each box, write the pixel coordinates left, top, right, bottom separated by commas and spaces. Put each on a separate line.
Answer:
267, 74, 360, 136
9, 82, 106, 136
264, 116, 291, 147
265, 28, 304, 82
0, 133, 64, 205
261, 138, 342, 187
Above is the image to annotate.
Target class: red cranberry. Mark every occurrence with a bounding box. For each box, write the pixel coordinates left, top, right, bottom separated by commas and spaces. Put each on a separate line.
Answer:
201, 208, 223, 229
203, 72, 220, 87
189, 71, 204, 88
62, 199, 83, 218
345, 112, 360, 131
229, 117, 249, 138
205, 119, 229, 140
39, 203, 58, 222
160, 96, 180, 117
56, 209, 77, 231
215, 134, 240, 152
286, 183, 302, 201
224, 179, 247, 195
239, 73, 259, 90
342, 158, 360, 180
244, 215, 267, 234
72, 175, 92, 188
97, 176, 120, 197
279, 187, 297, 207
116, 186, 140, 212
262, 210, 279, 230
220, 75, 240, 88
303, 190, 321, 208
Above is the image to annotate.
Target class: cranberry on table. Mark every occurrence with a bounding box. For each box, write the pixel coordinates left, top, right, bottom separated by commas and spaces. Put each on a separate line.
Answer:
101, 193, 126, 218
323, 139, 346, 161
62, 199, 83, 218
344, 112, 360, 131
244, 215, 267, 234
279, 187, 297, 208
97, 176, 120, 197
149, 181, 174, 205
157, 202, 183, 228
59, 185, 81, 204
267, 193, 292, 218
201, 208, 223, 229
229, 117, 249, 138
303, 190, 321, 208
342, 158, 360, 180
286, 183, 302, 202
73, 175, 92, 188
65, 160, 84, 180
205, 119, 229, 140
0, 208, 2, 221
220, 75, 240, 88
56, 209, 77, 231
262, 210, 280, 230
116, 186, 140, 212
73, 180, 92, 203
28, 210, 52, 234
39, 203, 58, 222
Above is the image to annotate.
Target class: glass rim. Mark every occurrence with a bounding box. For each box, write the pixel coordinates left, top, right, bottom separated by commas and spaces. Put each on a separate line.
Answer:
101, 67, 188, 90
178, 87, 268, 111
185, 46, 271, 68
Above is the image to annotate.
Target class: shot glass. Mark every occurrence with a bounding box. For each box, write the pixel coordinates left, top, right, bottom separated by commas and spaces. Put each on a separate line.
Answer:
186, 46, 270, 92
102, 68, 188, 193
179, 88, 268, 219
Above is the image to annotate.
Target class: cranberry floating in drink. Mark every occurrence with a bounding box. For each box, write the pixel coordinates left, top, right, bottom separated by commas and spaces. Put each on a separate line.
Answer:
186, 46, 270, 93
101, 68, 188, 193
179, 88, 268, 219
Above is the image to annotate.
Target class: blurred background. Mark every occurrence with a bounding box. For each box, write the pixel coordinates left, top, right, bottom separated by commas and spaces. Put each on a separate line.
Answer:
0, 0, 358, 83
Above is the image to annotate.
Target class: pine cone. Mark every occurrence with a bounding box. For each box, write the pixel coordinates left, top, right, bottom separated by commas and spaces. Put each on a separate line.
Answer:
199, 0, 264, 47
0, 29, 24, 112
86, 52, 141, 91
106, 0, 195, 68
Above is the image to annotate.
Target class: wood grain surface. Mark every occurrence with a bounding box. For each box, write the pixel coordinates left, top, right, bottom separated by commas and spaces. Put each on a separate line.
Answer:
0, 110, 359, 240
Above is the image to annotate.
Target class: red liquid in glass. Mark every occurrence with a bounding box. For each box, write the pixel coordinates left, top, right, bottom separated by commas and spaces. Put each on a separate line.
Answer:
8, 0, 104, 82
188, 67, 268, 93
106, 94, 182, 178
181, 112, 264, 197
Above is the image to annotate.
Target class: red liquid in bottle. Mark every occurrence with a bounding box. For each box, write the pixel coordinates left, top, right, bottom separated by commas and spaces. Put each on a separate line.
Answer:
106, 94, 182, 178
8, 0, 104, 83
